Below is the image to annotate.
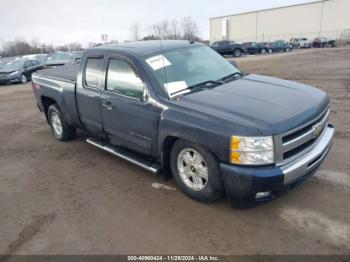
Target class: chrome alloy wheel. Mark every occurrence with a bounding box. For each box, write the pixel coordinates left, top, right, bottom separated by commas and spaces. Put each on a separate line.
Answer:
177, 148, 209, 192
51, 112, 63, 137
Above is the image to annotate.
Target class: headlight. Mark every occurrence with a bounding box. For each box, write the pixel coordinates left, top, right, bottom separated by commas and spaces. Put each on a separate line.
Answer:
230, 136, 274, 165
10, 71, 19, 76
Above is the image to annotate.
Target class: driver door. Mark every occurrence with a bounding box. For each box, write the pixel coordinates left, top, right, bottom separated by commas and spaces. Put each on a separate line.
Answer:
101, 55, 160, 156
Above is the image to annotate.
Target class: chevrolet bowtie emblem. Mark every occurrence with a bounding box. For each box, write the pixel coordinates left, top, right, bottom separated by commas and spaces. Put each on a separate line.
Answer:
313, 123, 322, 137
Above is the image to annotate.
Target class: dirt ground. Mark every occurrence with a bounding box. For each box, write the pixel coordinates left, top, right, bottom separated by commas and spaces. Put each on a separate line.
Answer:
0, 47, 349, 255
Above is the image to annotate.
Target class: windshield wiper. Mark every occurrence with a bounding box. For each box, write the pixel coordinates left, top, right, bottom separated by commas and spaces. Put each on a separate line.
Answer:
170, 80, 223, 98
187, 80, 224, 90
220, 72, 244, 83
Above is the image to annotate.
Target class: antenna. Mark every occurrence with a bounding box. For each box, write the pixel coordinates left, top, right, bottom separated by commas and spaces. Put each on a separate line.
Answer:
159, 38, 169, 95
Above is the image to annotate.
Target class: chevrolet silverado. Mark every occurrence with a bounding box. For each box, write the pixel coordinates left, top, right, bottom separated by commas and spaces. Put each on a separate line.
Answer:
32, 40, 334, 207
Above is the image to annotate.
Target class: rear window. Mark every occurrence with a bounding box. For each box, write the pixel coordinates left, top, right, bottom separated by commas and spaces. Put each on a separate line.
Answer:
85, 58, 103, 88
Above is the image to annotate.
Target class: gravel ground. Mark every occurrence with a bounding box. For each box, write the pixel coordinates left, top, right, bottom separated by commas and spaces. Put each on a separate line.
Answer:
0, 47, 349, 255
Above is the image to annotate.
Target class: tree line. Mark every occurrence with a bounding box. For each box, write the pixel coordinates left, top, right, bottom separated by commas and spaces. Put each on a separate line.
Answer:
130, 17, 201, 41
0, 38, 83, 57
1, 17, 202, 57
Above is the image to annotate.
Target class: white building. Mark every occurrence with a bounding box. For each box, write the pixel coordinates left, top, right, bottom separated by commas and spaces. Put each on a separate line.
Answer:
210, 0, 350, 43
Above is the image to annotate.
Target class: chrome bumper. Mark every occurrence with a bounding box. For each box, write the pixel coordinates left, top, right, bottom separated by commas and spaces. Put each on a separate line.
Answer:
281, 124, 334, 185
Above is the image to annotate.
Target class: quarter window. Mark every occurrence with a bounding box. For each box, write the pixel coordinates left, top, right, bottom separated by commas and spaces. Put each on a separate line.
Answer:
85, 58, 103, 88
106, 59, 144, 99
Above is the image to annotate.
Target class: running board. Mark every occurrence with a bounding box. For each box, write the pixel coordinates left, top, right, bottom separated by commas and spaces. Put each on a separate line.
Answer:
86, 138, 161, 174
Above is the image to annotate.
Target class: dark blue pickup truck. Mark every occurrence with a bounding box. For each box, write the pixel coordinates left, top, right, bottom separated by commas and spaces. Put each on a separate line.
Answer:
32, 40, 334, 207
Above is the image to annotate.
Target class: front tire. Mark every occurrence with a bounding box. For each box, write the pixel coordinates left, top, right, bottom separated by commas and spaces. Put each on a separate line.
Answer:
20, 74, 27, 84
48, 104, 76, 141
170, 139, 225, 202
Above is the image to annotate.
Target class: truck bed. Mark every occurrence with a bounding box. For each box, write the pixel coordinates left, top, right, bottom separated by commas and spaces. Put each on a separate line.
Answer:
37, 64, 79, 82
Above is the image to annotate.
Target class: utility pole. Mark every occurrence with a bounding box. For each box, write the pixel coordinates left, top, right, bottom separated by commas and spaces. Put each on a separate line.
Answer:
256, 11, 259, 42
319, 0, 326, 36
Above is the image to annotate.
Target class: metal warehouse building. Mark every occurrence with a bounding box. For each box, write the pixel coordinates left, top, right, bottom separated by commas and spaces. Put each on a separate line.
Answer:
210, 0, 350, 43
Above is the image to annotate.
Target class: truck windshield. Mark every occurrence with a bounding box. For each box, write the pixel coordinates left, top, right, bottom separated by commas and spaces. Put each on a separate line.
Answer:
144, 45, 240, 97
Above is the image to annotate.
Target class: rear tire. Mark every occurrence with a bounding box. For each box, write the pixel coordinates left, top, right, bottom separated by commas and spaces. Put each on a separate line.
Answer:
170, 139, 225, 203
48, 104, 76, 141
233, 49, 242, 57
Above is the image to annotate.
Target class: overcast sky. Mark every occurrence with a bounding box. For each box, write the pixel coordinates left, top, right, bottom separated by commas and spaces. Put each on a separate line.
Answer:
0, 0, 316, 47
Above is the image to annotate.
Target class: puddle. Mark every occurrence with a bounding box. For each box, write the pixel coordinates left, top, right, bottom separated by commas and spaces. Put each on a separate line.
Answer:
315, 170, 350, 191
152, 183, 177, 191
280, 207, 350, 249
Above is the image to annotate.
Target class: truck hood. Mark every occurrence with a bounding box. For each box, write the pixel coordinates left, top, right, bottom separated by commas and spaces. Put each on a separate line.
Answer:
176, 74, 329, 135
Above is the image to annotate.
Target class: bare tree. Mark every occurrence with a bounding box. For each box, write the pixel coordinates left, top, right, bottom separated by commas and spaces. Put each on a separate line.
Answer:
181, 16, 199, 40
149, 20, 171, 39
130, 22, 142, 41
0, 36, 85, 57
2, 37, 32, 56
146, 17, 200, 41
169, 19, 180, 39
66, 42, 82, 51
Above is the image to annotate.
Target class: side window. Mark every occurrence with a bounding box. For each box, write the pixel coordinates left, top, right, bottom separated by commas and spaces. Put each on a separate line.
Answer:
106, 59, 144, 99
85, 58, 103, 88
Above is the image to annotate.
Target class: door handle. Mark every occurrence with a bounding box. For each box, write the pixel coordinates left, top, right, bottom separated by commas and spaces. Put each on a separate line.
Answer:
102, 101, 114, 110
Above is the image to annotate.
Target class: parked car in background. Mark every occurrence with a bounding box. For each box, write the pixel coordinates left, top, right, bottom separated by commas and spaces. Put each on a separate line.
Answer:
45, 51, 83, 68
270, 40, 293, 53
290, 37, 312, 48
211, 41, 246, 57
243, 42, 271, 54
313, 37, 336, 48
259, 42, 273, 50
0, 59, 43, 84
23, 54, 49, 65
73, 51, 84, 62
0, 57, 15, 68
0, 60, 5, 69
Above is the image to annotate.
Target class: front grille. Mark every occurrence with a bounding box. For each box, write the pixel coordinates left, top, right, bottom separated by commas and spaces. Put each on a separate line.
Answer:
283, 138, 316, 159
275, 108, 330, 164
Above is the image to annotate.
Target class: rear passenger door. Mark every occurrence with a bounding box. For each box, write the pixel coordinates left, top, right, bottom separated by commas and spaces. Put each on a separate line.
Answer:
76, 54, 105, 135
30, 60, 42, 72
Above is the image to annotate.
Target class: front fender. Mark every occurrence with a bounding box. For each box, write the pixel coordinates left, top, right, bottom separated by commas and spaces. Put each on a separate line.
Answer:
158, 110, 231, 163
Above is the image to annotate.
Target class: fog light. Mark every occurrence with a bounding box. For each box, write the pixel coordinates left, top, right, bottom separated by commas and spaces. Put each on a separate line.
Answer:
255, 191, 271, 200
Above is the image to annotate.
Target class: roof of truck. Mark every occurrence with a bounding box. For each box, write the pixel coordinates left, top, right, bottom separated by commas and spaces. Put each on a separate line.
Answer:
91, 40, 203, 57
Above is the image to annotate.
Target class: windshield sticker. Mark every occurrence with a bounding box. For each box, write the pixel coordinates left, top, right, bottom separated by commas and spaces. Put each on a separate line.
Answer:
164, 81, 189, 96
146, 55, 171, 71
